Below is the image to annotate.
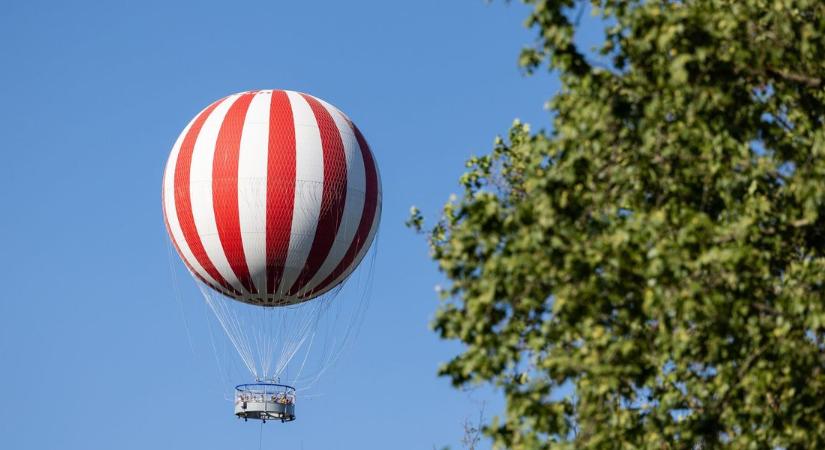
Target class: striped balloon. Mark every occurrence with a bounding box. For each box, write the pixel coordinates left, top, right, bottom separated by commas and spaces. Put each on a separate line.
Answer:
162, 90, 381, 306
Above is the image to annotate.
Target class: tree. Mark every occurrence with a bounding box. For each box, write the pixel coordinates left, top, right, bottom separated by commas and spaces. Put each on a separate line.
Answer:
410, 1, 825, 448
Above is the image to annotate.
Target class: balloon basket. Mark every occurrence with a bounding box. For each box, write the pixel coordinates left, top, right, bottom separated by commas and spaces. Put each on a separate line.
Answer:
234, 382, 296, 423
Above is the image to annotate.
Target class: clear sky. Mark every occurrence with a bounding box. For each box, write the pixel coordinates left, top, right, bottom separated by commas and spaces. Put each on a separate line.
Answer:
0, 1, 581, 448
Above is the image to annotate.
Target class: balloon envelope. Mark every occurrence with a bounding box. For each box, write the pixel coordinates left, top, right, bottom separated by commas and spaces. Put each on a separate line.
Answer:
162, 90, 381, 306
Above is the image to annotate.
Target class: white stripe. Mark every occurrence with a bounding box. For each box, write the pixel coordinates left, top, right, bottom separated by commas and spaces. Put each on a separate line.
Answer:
163, 107, 227, 293
297, 98, 366, 296
188, 93, 248, 294
275, 91, 325, 296
237, 91, 271, 294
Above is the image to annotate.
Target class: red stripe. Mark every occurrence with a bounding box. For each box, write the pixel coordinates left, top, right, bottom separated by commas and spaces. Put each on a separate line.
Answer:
265, 91, 297, 294
302, 121, 379, 298
287, 94, 349, 295
212, 92, 257, 294
173, 98, 240, 297
163, 178, 234, 298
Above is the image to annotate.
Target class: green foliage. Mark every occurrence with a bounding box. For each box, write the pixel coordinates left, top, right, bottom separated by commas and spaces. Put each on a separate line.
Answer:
413, 1, 825, 448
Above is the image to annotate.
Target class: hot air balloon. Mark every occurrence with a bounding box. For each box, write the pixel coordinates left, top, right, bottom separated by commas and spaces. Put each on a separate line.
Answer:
162, 90, 381, 422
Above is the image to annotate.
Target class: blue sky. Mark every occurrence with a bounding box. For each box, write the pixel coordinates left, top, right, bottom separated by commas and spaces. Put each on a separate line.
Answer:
0, 1, 593, 448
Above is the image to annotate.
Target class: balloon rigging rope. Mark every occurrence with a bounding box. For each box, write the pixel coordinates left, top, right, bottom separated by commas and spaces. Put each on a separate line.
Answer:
292, 329, 318, 383
201, 285, 258, 378
293, 236, 379, 391
167, 237, 238, 394
203, 298, 232, 397
166, 241, 196, 357
206, 291, 251, 376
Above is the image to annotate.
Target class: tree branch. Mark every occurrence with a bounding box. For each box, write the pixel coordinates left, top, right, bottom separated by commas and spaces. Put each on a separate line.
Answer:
766, 67, 822, 88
